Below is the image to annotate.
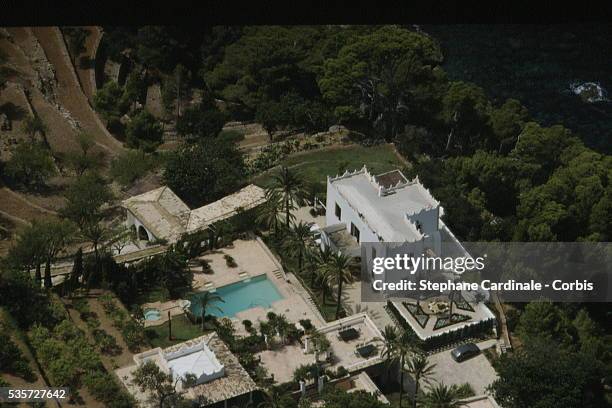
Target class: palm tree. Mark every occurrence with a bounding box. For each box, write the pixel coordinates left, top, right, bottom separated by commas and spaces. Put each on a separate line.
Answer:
324, 251, 354, 319
310, 246, 332, 288
380, 325, 399, 384
309, 329, 331, 362
405, 353, 437, 408
208, 219, 231, 250
267, 166, 305, 228
256, 193, 286, 235
313, 264, 331, 306
196, 291, 224, 331
274, 314, 291, 344
284, 221, 313, 275
381, 328, 420, 408
418, 383, 466, 408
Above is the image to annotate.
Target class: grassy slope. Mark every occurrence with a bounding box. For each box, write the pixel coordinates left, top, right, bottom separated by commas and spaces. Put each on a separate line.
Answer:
251, 144, 406, 190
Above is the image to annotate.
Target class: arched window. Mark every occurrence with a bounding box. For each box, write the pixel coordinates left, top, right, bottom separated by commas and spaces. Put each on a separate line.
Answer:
138, 225, 150, 241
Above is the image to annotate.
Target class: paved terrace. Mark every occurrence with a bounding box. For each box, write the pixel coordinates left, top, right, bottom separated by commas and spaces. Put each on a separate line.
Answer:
258, 313, 384, 384
143, 237, 326, 329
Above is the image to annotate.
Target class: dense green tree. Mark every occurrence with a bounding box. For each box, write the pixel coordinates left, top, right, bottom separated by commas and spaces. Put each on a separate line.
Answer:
441, 81, 491, 153
320, 26, 443, 139
490, 339, 606, 408
7, 221, 48, 282
94, 81, 129, 123
489, 98, 529, 153
255, 99, 290, 141
515, 146, 610, 241
200, 26, 243, 73
175, 94, 227, 140
5, 143, 56, 188
131, 359, 190, 408
516, 301, 576, 349
510, 122, 580, 184
321, 386, 388, 408
163, 139, 246, 207
143, 246, 192, 299
0, 329, 36, 381
65, 133, 105, 176
61, 173, 114, 287
205, 26, 327, 117
135, 26, 181, 73
38, 218, 76, 288
121, 70, 147, 111
125, 110, 164, 151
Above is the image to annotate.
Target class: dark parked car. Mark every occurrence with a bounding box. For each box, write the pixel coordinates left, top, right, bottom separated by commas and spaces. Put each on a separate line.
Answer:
451, 343, 480, 362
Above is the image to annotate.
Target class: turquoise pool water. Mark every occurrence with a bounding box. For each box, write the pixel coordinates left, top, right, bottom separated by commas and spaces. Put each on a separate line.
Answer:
189, 275, 283, 318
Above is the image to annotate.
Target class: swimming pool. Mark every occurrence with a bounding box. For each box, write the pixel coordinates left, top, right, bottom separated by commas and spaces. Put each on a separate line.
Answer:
189, 275, 284, 318
144, 308, 161, 321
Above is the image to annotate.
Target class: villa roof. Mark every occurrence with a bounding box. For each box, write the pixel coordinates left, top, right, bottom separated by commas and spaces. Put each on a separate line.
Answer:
186, 184, 266, 233
130, 333, 258, 406
328, 167, 439, 242
122, 184, 266, 242
122, 186, 191, 242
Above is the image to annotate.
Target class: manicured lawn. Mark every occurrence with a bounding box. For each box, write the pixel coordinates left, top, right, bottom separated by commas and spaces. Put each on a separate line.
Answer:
145, 314, 207, 349
252, 144, 406, 189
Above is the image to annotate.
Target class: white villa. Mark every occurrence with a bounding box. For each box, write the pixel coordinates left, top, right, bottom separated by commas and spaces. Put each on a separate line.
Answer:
122, 184, 266, 244
321, 166, 496, 342
322, 166, 464, 259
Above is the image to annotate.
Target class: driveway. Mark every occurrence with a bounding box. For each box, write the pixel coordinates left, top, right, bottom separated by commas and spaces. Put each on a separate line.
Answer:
425, 342, 498, 395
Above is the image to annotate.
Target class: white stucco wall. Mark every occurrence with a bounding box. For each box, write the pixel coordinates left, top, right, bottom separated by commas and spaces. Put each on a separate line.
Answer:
126, 210, 155, 241
325, 179, 379, 244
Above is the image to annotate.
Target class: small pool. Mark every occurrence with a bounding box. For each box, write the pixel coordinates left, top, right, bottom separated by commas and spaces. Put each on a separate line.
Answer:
144, 308, 161, 321
189, 275, 283, 318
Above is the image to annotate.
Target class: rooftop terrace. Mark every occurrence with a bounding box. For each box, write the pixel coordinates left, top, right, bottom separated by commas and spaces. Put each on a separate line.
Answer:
117, 333, 258, 406
328, 166, 440, 242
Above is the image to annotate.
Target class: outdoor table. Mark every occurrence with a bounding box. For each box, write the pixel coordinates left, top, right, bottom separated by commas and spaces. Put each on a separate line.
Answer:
338, 327, 359, 342
356, 343, 376, 358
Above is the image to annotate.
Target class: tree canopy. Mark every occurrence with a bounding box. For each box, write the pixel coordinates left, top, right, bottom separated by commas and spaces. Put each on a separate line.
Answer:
163, 138, 246, 207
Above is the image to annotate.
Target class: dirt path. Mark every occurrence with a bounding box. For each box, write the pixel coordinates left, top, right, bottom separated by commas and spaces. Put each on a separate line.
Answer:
0, 187, 56, 224
31, 27, 124, 156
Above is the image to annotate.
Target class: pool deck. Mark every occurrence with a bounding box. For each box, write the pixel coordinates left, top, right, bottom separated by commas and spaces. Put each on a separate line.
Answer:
142, 237, 325, 330
191, 238, 283, 291
142, 299, 188, 327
